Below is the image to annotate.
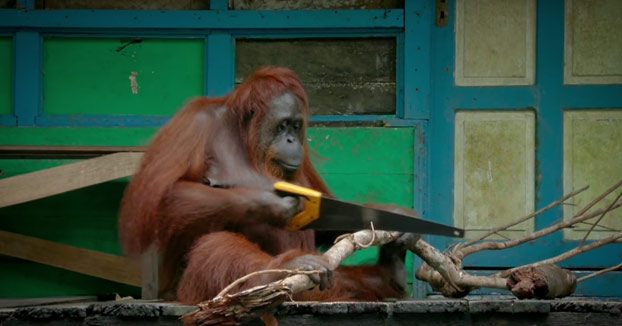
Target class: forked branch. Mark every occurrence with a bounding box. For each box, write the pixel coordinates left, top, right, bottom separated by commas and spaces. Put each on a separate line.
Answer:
182, 181, 622, 325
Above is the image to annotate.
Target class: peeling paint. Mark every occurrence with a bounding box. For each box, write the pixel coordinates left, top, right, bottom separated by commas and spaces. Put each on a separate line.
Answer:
129, 71, 138, 94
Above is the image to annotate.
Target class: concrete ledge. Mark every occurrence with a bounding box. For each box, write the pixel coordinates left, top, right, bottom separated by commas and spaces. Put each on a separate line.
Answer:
1, 298, 621, 325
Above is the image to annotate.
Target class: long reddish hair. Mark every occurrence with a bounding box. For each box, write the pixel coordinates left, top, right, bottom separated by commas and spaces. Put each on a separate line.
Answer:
119, 66, 328, 255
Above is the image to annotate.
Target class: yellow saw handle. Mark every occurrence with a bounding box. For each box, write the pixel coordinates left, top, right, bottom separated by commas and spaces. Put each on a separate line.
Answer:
274, 181, 322, 230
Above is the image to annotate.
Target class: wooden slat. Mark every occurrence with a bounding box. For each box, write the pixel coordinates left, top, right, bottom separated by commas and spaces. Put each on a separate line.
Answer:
0, 145, 147, 159
141, 246, 160, 300
0, 296, 97, 308
0, 152, 143, 208
0, 230, 141, 287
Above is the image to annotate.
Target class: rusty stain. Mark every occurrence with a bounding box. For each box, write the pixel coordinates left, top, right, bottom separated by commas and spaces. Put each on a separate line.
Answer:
129, 72, 139, 95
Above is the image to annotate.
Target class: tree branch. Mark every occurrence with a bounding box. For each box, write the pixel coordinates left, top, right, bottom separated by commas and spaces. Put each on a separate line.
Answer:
577, 263, 622, 283
216, 269, 322, 298
579, 190, 622, 247
574, 180, 622, 218
181, 230, 400, 326
411, 238, 506, 298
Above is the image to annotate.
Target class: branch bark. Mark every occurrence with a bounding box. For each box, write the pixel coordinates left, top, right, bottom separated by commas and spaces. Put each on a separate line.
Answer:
411, 238, 506, 298
506, 264, 577, 299
181, 230, 400, 326
181, 181, 622, 326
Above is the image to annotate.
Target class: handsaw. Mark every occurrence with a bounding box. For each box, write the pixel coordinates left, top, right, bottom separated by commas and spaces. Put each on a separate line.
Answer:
275, 182, 464, 238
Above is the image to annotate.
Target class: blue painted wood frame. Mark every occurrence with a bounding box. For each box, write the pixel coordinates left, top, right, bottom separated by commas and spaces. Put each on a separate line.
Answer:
206, 33, 234, 97
0, 9, 403, 30
403, 0, 432, 120
231, 30, 404, 125
426, 0, 622, 282
210, 0, 229, 11
403, 1, 434, 298
204, 0, 234, 97
16, 0, 34, 10
13, 31, 40, 126
0, 2, 427, 298
0, 7, 412, 127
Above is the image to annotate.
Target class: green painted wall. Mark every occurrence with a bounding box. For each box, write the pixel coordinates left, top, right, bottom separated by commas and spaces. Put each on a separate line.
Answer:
0, 37, 12, 116
0, 126, 415, 298
43, 38, 204, 116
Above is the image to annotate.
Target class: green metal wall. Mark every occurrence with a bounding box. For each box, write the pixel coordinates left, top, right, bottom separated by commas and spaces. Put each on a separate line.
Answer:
0, 127, 414, 297
0, 37, 11, 115
0, 4, 417, 298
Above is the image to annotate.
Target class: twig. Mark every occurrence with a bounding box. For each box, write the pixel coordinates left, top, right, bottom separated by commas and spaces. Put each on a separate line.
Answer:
358, 222, 376, 248
216, 269, 321, 298
577, 263, 622, 283
574, 180, 622, 218
579, 190, 622, 247
578, 221, 619, 232
492, 232, 511, 241
334, 222, 377, 249
462, 185, 589, 247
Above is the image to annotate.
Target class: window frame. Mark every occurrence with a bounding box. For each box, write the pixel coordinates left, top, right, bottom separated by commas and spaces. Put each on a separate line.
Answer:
0, 1, 430, 127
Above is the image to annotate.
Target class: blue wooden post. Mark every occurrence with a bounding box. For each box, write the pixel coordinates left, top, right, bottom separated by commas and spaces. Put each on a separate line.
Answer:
403, 0, 432, 120
405, 0, 434, 298
204, 0, 234, 97
412, 120, 430, 299
205, 33, 234, 97
16, 0, 34, 10
210, 0, 229, 10
13, 31, 41, 126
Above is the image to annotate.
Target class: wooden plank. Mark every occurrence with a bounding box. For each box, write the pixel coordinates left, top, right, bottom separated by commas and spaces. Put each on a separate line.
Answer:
0, 152, 143, 208
0, 296, 97, 308
140, 247, 160, 300
0, 145, 147, 159
0, 230, 141, 287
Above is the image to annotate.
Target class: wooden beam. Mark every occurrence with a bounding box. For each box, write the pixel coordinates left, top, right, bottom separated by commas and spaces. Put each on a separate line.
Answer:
0, 230, 141, 287
140, 246, 160, 300
0, 145, 147, 159
0, 296, 97, 308
0, 152, 143, 208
